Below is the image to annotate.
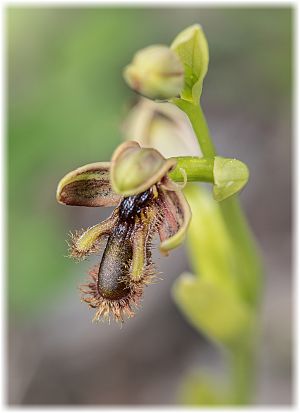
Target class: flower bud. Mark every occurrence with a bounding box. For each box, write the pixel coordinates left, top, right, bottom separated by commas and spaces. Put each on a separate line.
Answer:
123, 45, 184, 100
110, 141, 176, 196
121, 98, 201, 158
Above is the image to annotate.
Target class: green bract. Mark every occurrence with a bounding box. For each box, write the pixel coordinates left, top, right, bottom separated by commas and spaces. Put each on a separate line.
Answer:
173, 273, 252, 346
213, 156, 250, 202
171, 24, 209, 104
172, 184, 253, 347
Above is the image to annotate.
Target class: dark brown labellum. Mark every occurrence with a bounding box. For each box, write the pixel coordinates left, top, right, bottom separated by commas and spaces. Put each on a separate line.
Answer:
97, 225, 132, 300
97, 189, 153, 301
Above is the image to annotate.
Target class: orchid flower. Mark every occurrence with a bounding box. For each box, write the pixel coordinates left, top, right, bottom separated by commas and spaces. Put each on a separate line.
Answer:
57, 141, 191, 323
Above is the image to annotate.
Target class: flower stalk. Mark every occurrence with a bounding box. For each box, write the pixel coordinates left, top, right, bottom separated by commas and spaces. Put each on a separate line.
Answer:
169, 157, 214, 183
122, 23, 263, 405
172, 99, 216, 158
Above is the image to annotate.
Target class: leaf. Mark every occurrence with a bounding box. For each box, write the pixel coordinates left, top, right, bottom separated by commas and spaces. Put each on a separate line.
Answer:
171, 24, 209, 104
173, 273, 253, 347
185, 182, 260, 307
173, 185, 254, 346
184, 184, 236, 288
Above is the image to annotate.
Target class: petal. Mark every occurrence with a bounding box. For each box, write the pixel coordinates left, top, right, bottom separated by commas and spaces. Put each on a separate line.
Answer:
57, 162, 121, 207
130, 226, 147, 281
69, 214, 117, 260
110, 140, 176, 196
157, 187, 191, 254
129, 206, 156, 281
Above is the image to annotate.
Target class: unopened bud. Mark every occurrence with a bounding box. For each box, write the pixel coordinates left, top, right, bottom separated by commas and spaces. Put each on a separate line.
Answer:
123, 45, 184, 100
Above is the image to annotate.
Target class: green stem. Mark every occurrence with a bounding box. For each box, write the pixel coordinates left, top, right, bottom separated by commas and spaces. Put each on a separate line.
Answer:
169, 156, 214, 183
229, 338, 255, 405
172, 99, 216, 158
173, 97, 262, 404
220, 197, 263, 305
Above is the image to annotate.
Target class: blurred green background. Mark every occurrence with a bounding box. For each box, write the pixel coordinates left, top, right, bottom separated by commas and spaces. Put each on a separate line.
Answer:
7, 7, 292, 405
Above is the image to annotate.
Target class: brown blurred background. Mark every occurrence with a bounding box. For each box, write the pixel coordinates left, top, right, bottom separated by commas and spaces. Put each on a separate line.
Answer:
7, 6, 292, 405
